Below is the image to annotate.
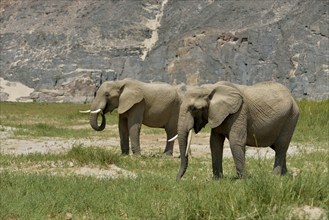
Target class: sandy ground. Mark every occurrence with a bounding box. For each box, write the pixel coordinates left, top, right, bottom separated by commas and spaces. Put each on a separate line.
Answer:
0, 125, 325, 180
0, 127, 310, 159
1, 120, 319, 162
0, 128, 312, 181
0, 77, 34, 102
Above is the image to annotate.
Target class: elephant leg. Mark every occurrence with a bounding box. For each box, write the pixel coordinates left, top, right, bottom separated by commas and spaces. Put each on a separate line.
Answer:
163, 126, 176, 156
272, 115, 298, 175
230, 142, 246, 178
210, 130, 225, 179
271, 140, 289, 175
273, 149, 288, 175
128, 122, 141, 155
282, 157, 287, 174
119, 115, 129, 155
229, 128, 247, 178
127, 103, 144, 155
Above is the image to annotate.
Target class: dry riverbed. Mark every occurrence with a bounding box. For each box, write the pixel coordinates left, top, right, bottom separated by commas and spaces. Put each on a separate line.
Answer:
0, 125, 326, 179
0, 128, 315, 158
1, 125, 321, 178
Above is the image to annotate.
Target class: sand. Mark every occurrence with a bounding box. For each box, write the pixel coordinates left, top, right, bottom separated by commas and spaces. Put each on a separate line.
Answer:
0, 77, 34, 102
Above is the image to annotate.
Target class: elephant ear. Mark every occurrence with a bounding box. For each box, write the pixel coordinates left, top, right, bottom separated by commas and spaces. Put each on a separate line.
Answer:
117, 84, 144, 114
208, 84, 243, 128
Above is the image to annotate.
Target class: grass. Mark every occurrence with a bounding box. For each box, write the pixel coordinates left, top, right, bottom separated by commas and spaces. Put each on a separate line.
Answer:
0, 145, 120, 168
0, 102, 165, 138
0, 101, 328, 219
1, 150, 328, 219
0, 102, 120, 139
292, 100, 329, 144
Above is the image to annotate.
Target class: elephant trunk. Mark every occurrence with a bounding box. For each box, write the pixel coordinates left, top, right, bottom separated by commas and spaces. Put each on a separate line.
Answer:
89, 112, 106, 131
176, 129, 192, 181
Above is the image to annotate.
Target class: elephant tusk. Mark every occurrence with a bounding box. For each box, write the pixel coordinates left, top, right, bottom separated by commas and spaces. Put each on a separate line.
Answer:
90, 109, 103, 114
186, 129, 193, 157
79, 110, 91, 113
168, 134, 178, 142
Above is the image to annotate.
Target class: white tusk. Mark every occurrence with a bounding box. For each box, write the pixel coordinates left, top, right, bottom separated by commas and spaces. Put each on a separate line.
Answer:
186, 129, 193, 157
168, 134, 178, 142
79, 110, 91, 113
90, 109, 102, 114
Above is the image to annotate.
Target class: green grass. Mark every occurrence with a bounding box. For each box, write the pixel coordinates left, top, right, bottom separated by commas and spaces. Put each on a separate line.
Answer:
1, 149, 328, 219
0, 145, 120, 168
0, 102, 119, 138
0, 101, 329, 219
0, 102, 163, 138
0, 102, 89, 126
292, 100, 329, 144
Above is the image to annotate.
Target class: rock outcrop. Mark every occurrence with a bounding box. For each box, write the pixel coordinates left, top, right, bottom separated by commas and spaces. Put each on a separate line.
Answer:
0, 0, 328, 102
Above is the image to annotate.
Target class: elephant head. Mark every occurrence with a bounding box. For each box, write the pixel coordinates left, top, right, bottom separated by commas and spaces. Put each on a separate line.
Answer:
80, 79, 144, 131
176, 83, 243, 180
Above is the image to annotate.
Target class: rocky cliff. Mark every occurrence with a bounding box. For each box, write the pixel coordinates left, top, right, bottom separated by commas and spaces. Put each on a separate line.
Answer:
0, 0, 328, 102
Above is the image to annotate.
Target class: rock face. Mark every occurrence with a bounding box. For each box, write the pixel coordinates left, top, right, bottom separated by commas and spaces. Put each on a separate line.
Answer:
0, 0, 328, 102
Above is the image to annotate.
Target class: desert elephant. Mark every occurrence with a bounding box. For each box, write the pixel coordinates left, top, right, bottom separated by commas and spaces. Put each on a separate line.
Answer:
81, 78, 181, 156
175, 81, 299, 180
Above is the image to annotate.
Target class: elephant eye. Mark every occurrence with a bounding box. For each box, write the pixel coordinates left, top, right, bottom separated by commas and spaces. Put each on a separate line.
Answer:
104, 92, 110, 97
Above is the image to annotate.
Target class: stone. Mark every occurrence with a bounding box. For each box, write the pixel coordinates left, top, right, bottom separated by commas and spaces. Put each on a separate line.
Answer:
0, 0, 328, 102
289, 205, 328, 220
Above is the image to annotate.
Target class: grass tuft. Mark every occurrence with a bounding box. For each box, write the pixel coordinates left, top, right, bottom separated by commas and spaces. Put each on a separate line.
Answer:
66, 144, 120, 166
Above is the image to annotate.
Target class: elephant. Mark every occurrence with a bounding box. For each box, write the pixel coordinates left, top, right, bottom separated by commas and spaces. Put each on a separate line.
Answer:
80, 78, 181, 156
175, 81, 299, 180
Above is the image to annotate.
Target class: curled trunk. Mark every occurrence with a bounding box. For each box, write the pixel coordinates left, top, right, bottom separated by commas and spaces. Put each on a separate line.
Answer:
89, 113, 106, 131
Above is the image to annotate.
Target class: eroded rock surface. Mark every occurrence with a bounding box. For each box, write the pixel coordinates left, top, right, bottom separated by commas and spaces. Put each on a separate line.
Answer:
1, 0, 328, 101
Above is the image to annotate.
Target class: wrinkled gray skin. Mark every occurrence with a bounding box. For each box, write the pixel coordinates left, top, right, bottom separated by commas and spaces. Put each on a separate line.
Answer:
89, 78, 181, 156
177, 81, 299, 180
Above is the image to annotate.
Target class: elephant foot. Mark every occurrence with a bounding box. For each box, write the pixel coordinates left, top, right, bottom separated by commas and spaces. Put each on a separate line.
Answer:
132, 152, 141, 157
273, 166, 287, 176
121, 147, 129, 156
212, 173, 223, 180
236, 171, 248, 179
162, 151, 173, 157
131, 146, 141, 156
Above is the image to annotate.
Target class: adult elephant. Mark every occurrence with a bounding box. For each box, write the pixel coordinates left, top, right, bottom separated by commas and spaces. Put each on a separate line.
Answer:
175, 81, 299, 180
81, 78, 181, 156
